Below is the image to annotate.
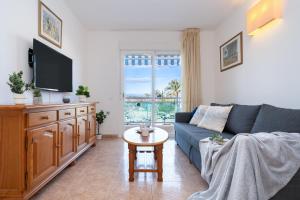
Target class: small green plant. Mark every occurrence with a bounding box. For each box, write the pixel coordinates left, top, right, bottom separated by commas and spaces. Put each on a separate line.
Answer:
33, 88, 42, 97
7, 71, 31, 94
209, 133, 224, 144
76, 85, 90, 97
96, 110, 109, 125
96, 110, 109, 135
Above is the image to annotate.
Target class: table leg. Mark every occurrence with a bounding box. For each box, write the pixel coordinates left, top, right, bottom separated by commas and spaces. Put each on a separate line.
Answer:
128, 144, 136, 182
156, 144, 163, 182
154, 146, 157, 160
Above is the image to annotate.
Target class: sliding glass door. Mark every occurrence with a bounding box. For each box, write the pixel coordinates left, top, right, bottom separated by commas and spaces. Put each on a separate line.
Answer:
123, 51, 181, 125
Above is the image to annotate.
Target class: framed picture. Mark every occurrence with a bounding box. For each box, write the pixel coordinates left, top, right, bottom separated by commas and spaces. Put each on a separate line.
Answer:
220, 32, 243, 72
38, 1, 62, 48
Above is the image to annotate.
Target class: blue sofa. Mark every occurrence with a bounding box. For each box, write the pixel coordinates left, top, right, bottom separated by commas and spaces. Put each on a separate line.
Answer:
174, 104, 300, 200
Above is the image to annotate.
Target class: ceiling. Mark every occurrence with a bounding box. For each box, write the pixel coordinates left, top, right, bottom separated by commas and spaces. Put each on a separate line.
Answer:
65, 0, 245, 31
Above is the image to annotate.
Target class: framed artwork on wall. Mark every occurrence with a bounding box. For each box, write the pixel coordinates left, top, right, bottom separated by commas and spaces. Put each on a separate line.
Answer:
220, 32, 243, 72
38, 1, 62, 48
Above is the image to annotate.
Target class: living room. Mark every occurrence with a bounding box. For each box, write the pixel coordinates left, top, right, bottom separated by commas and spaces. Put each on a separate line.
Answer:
0, 0, 299, 200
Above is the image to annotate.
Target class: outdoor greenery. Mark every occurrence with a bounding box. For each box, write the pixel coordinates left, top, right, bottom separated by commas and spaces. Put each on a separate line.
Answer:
124, 79, 181, 124
7, 71, 31, 94
96, 110, 109, 125
76, 85, 90, 97
165, 79, 181, 109
144, 80, 181, 100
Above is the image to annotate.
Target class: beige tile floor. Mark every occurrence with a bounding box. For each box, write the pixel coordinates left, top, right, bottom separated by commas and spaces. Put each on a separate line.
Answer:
31, 138, 208, 200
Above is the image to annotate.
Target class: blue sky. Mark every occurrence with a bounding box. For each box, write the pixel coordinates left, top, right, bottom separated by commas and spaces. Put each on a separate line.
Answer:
125, 65, 181, 97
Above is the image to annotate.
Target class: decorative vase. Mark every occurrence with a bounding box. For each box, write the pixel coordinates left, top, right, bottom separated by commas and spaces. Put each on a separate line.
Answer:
141, 129, 150, 137
33, 96, 43, 104
63, 96, 70, 103
13, 93, 26, 104
78, 95, 87, 102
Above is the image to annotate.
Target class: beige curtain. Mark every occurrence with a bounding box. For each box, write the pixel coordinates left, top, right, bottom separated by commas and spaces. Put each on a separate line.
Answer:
181, 28, 201, 112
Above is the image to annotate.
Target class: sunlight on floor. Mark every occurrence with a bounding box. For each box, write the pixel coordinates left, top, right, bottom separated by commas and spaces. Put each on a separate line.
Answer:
31, 138, 207, 200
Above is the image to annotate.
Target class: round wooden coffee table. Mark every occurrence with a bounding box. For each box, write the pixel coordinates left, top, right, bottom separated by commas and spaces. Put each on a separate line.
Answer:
123, 127, 169, 182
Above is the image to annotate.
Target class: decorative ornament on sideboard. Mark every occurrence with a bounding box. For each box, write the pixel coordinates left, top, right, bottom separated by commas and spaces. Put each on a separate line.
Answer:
7, 71, 31, 104
63, 96, 71, 103
76, 85, 90, 102
32, 88, 43, 104
96, 110, 109, 139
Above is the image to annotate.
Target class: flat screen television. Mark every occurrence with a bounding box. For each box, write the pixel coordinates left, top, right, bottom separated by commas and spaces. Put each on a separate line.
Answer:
33, 39, 73, 92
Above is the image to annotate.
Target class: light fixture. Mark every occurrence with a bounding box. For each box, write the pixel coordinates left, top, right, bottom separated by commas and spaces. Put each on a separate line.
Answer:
247, 0, 283, 36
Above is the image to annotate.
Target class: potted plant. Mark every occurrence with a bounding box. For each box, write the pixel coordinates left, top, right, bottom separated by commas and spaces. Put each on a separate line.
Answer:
7, 71, 30, 104
32, 88, 42, 104
76, 85, 90, 102
96, 110, 109, 139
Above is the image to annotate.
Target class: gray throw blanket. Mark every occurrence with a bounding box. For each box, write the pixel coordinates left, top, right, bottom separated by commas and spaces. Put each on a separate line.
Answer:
188, 132, 300, 200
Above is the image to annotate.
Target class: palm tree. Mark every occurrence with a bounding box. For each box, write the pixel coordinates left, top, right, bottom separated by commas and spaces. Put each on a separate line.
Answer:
165, 80, 181, 111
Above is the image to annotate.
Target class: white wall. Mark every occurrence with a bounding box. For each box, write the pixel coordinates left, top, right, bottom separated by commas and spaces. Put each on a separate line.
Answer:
85, 31, 181, 135
200, 31, 216, 105
0, 0, 87, 104
213, 0, 300, 108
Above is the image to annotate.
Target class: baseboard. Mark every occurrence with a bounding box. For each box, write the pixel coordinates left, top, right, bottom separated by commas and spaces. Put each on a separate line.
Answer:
102, 134, 120, 139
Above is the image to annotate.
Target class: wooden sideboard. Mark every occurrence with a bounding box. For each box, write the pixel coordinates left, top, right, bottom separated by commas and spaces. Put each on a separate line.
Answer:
0, 102, 97, 200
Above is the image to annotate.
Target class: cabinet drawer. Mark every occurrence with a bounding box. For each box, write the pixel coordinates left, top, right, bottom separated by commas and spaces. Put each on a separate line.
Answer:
76, 107, 87, 116
59, 109, 75, 120
28, 111, 57, 127
88, 105, 96, 113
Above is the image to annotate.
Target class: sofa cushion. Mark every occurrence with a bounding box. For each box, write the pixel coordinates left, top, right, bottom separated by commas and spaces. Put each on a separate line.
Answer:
174, 122, 234, 151
175, 123, 206, 145
251, 104, 300, 133
211, 103, 233, 107
198, 106, 233, 133
225, 104, 261, 134
191, 107, 198, 115
189, 129, 234, 151
211, 103, 261, 134
189, 105, 209, 125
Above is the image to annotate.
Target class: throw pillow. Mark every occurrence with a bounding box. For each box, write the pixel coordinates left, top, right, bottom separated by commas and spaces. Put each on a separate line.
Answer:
251, 104, 300, 133
198, 106, 233, 133
189, 105, 209, 125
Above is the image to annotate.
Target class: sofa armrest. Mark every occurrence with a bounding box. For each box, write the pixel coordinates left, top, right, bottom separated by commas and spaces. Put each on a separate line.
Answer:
175, 112, 193, 123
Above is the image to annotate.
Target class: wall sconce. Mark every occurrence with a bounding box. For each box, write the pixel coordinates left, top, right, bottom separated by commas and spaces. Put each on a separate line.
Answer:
247, 0, 283, 36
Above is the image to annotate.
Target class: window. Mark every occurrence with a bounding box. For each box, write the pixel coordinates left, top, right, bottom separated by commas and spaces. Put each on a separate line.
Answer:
123, 52, 181, 125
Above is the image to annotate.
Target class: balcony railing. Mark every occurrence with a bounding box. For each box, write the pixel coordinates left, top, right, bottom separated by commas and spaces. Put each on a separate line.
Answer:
124, 97, 181, 125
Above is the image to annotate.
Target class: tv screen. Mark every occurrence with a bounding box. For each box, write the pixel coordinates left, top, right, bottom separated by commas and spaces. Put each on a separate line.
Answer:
33, 39, 73, 92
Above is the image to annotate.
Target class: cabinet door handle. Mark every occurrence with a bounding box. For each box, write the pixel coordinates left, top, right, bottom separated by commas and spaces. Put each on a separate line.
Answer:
40, 116, 49, 120
65, 112, 71, 116
43, 132, 53, 138
80, 110, 85, 113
